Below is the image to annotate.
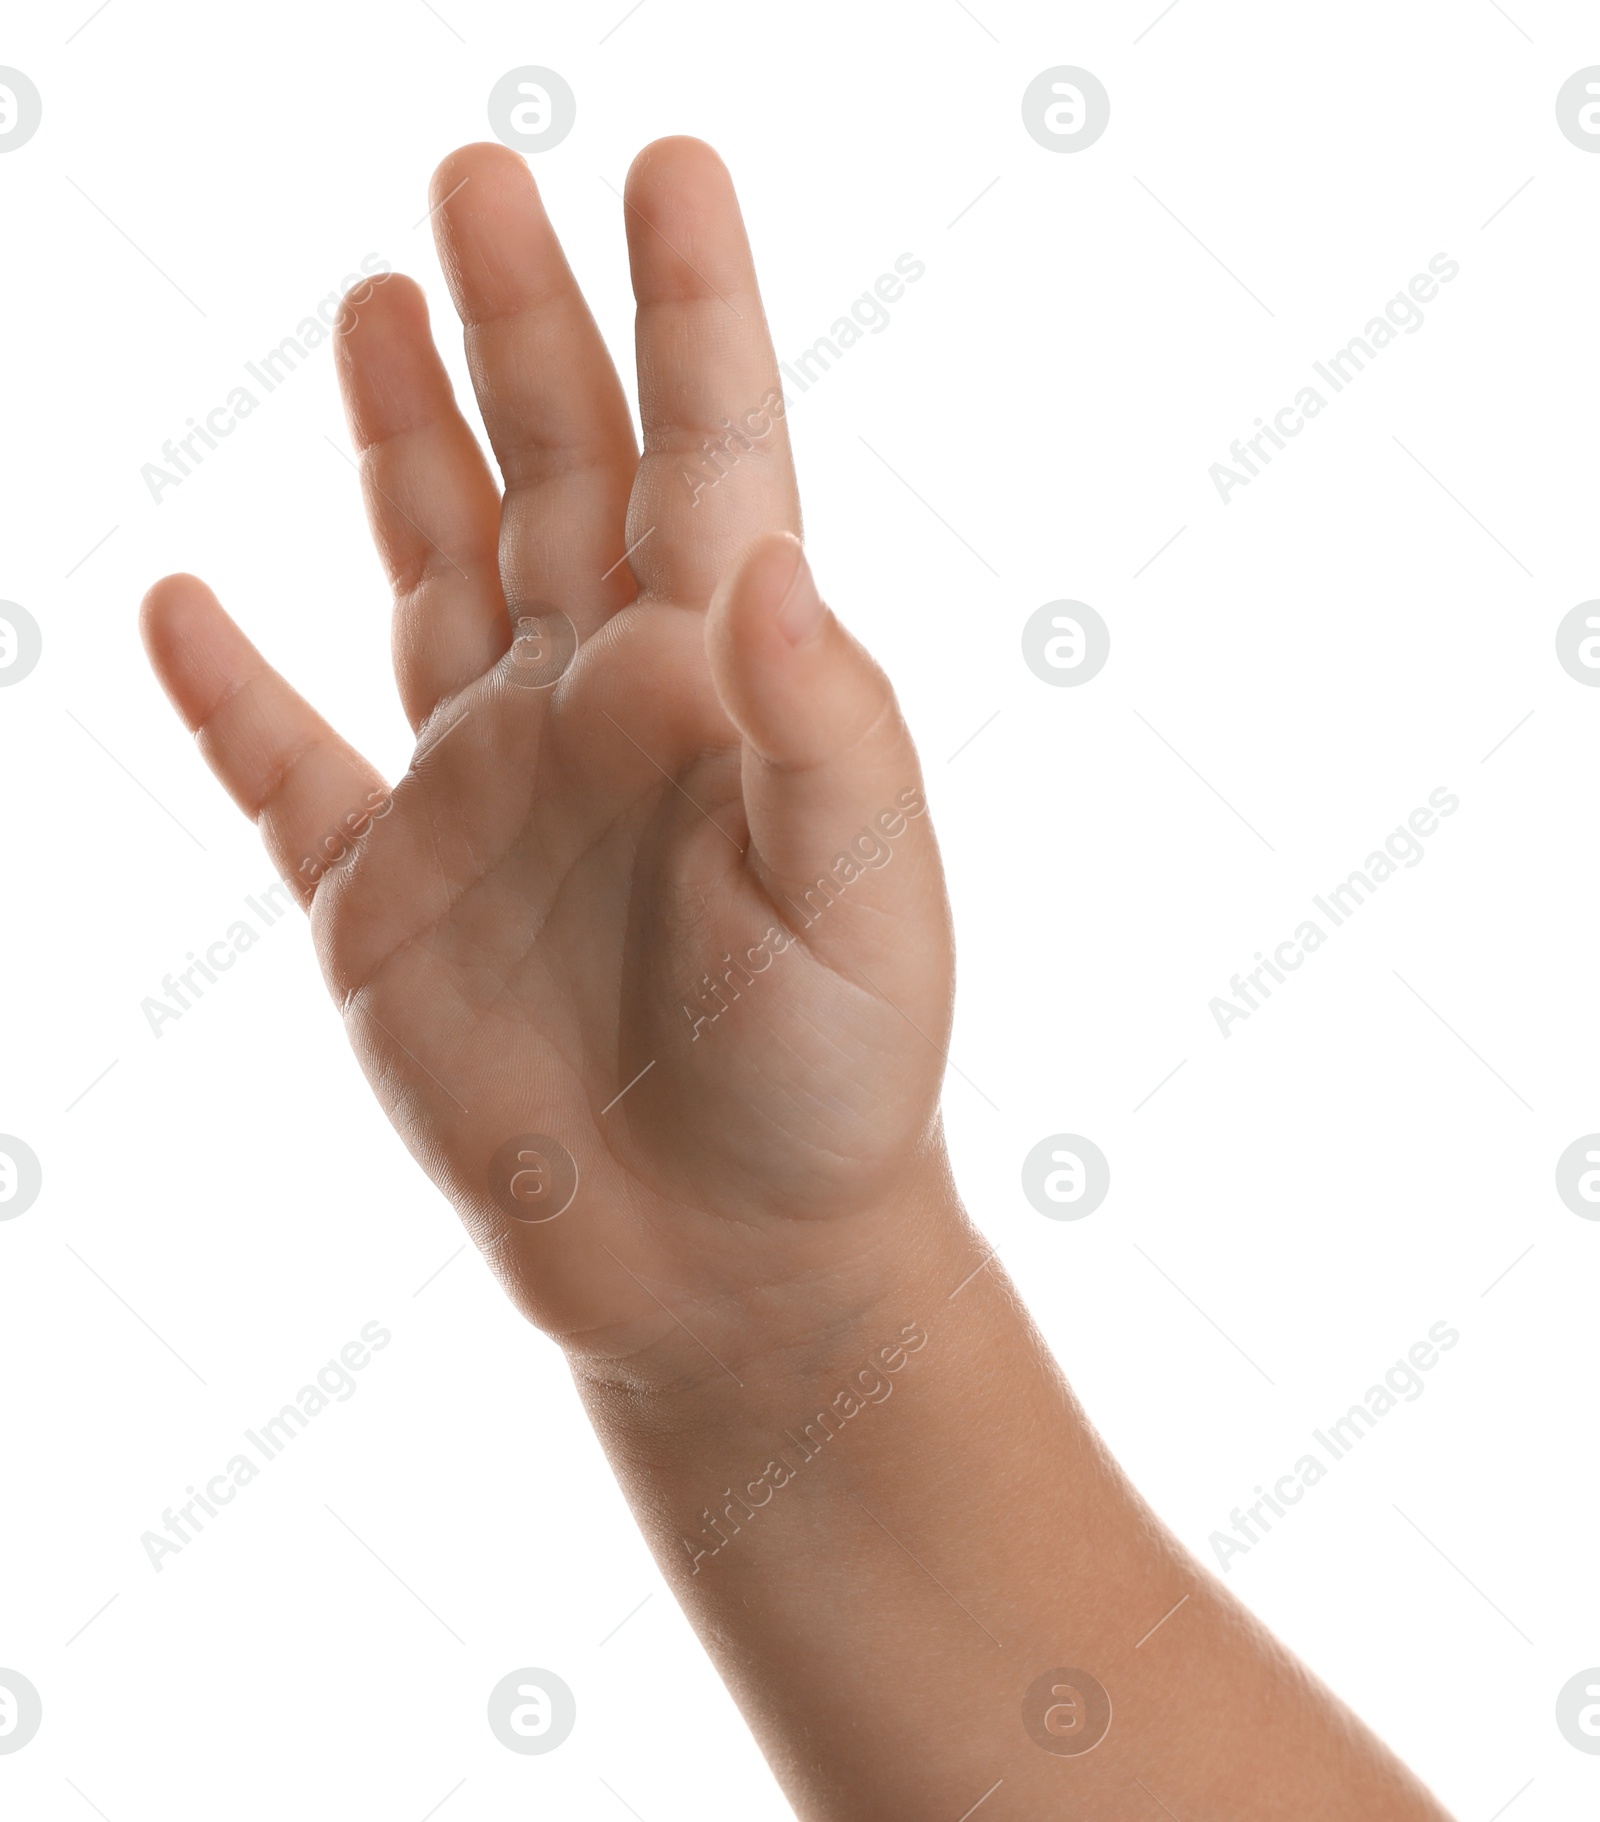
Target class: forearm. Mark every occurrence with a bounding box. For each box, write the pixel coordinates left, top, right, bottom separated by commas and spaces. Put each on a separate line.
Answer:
570, 1175, 1453, 1822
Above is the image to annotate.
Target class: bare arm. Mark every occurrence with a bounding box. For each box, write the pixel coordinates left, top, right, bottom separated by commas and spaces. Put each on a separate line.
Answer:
140, 135, 1455, 1822
571, 1164, 1451, 1820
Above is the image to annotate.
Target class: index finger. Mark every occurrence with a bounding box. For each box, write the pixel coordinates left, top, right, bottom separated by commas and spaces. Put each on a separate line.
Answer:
622, 138, 802, 609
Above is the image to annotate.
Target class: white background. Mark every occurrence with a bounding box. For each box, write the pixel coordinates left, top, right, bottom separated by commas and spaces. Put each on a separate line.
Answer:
0, 1, 1595, 1816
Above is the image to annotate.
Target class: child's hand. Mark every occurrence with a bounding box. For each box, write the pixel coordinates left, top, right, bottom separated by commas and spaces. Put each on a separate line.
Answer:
141, 138, 1458, 1822
141, 139, 957, 1378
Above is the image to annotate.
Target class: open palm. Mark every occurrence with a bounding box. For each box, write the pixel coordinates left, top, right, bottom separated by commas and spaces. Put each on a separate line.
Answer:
141, 140, 955, 1369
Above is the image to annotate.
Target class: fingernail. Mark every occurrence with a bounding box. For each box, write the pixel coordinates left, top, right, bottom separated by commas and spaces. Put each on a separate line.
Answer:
775, 546, 826, 646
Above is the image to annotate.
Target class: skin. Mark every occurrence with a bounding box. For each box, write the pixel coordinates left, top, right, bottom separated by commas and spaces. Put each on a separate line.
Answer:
140, 138, 1455, 1820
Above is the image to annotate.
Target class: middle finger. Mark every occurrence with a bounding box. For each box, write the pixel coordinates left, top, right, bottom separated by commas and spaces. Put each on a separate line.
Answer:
431, 143, 641, 640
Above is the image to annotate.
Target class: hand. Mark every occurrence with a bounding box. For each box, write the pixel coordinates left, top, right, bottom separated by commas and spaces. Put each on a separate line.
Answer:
140, 139, 958, 1377
141, 139, 1460, 1822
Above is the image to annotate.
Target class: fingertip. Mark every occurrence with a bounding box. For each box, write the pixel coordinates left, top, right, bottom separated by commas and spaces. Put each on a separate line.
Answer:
623, 137, 742, 270
705, 534, 893, 778
428, 143, 535, 264
625, 135, 730, 200
332, 273, 450, 450
430, 142, 558, 323
333, 268, 421, 345
718, 528, 805, 609
706, 543, 924, 895
430, 142, 532, 222
706, 531, 805, 679
140, 572, 217, 654
139, 575, 256, 730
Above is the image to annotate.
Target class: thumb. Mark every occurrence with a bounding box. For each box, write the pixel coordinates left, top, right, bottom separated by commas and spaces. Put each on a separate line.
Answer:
704, 533, 944, 962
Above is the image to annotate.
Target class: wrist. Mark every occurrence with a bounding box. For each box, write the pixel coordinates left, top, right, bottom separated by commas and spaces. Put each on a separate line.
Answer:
563, 1145, 980, 1415
568, 1168, 1055, 1614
